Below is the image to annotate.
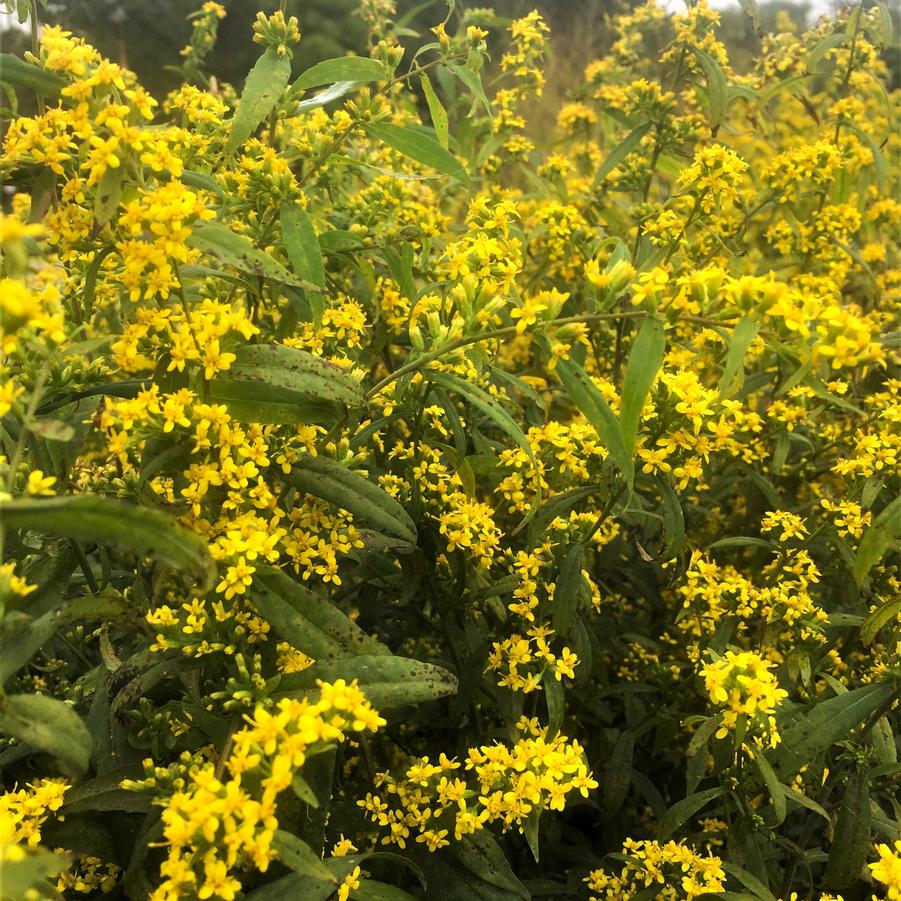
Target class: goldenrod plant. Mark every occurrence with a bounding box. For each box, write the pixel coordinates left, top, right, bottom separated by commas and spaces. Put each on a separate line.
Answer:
0, 0, 898, 898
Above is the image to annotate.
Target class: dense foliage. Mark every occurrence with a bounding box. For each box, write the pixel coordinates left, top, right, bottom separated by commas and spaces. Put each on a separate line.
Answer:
0, 1, 899, 899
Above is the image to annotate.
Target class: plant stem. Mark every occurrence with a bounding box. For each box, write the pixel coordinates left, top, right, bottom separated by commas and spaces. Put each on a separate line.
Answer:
29, 0, 45, 117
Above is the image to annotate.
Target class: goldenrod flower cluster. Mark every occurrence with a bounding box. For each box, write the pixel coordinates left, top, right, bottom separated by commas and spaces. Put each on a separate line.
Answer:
359, 718, 596, 850
702, 650, 789, 748
0, 0, 898, 897
585, 838, 726, 899
122, 679, 385, 900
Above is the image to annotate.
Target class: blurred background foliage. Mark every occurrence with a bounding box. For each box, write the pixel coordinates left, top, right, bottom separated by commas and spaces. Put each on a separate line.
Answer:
2, 0, 899, 117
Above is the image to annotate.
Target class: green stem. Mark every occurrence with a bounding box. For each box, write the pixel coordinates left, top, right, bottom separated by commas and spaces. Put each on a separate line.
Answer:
5, 364, 50, 494
29, 0, 45, 117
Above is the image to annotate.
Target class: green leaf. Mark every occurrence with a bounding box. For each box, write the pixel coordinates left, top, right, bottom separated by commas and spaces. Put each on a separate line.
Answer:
208, 378, 338, 426
223, 343, 363, 408
875, 1, 894, 45
604, 731, 635, 816
718, 317, 760, 397
63, 768, 152, 815
772, 682, 897, 778
692, 48, 728, 126
353, 881, 421, 901
708, 536, 776, 552
687, 715, 722, 759
854, 495, 901, 587
0, 495, 215, 591
272, 830, 335, 882
291, 774, 320, 808
250, 565, 386, 659
738, 0, 761, 30
861, 597, 901, 644
872, 715, 897, 765
552, 543, 584, 636
658, 787, 727, 840
278, 655, 458, 709
226, 48, 292, 156
427, 371, 535, 465
188, 221, 322, 291
445, 62, 493, 118
294, 56, 387, 90
592, 122, 652, 187
844, 123, 888, 190
28, 418, 75, 442
620, 317, 665, 453
244, 873, 335, 899
823, 772, 871, 891
280, 204, 325, 288
657, 479, 685, 561
556, 358, 633, 489
180, 169, 223, 197
753, 751, 786, 825
0, 591, 129, 686
0, 693, 92, 774
0, 53, 65, 95
421, 73, 449, 149
455, 831, 529, 899
363, 121, 469, 182
0, 846, 66, 899
93, 167, 123, 224
384, 244, 416, 302
523, 485, 599, 543
282, 454, 417, 543
543, 669, 564, 740
721, 863, 777, 901
784, 787, 831, 824
806, 32, 850, 71
523, 805, 541, 864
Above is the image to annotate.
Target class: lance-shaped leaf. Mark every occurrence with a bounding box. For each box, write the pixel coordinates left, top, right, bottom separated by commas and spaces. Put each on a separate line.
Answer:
854, 494, 901, 587
0, 592, 130, 686
282, 455, 417, 543
277, 655, 457, 709
658, 787, 727, 840
522, 484, 599, 542
445, 63, 493, 118
806, 32, 851, 72
693, 47, 728, 126
272, 831, 335, 883
0, 54, 66, 95
0, 693, 92, 775
0, 496, 215, 591
771, 682, 897, 778
421, 73, 449, 148
543, 670, 564, 739
552, 543, 585, 636
823, 771, 871, 890
208, 379, 338, 426
223, 344, 363, 408
249, 565, 387, 659
454, 831, 529, 899
188, 221, 322, 291
363, 121, 469, 183
280, 204, 325, 288
226, 48, 292, 156
753, 751, 786, 825
556, 358, 633, 489
718, 317, 760, 397
593, 122, 653, 187
294, 56, 387, 90
427, 370, 535, 465
620, 317, 665, 453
